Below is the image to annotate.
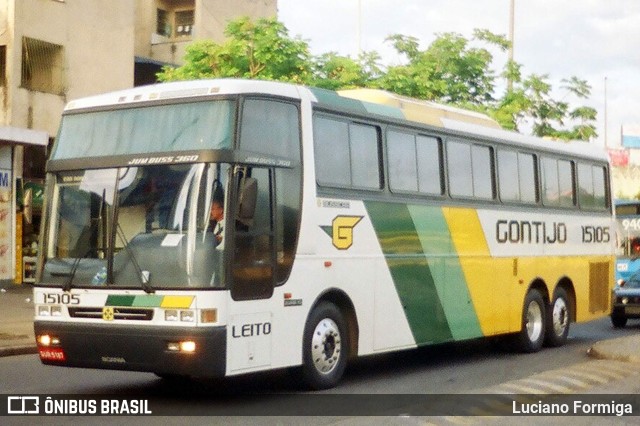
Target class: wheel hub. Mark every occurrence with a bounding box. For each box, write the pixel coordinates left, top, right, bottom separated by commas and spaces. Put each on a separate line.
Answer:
525, 300, 543, 342
311, 318, 342, 374
552, 298, 568, 336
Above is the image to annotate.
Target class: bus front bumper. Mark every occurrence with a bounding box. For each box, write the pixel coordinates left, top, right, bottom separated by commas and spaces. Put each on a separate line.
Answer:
34, 321, 227, 378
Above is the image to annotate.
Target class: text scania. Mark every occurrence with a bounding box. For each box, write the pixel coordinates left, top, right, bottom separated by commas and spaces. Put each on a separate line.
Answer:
496, 220, 567, 244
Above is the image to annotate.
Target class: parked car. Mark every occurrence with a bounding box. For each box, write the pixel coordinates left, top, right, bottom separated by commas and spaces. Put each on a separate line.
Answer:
611, 270, 640, 328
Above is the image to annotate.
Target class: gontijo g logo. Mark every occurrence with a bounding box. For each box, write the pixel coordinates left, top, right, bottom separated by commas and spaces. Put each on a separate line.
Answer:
321, 216, 363, 250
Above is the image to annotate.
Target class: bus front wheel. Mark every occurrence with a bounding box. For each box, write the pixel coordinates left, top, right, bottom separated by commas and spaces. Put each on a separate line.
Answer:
301, 302, 349, 390
544, 287, 571, 347
513, 289, 546, 353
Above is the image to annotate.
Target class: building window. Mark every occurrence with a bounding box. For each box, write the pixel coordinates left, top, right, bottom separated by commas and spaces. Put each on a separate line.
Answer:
156, 9, 170, 37
155, 2, 195, 39
21, 37, 65, 95
0, 46, 6, 88
175, 10, 194, 37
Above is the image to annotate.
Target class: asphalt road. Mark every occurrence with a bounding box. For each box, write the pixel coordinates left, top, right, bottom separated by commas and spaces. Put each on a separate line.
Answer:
1, 316, 638, 425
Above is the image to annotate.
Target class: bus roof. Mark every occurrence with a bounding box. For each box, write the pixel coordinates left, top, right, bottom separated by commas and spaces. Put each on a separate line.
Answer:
63, 78, 609, 163
338, 88, 501, 129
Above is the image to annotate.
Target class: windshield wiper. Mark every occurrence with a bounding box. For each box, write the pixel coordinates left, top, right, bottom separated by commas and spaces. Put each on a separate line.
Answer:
116, 223, 154, 294
61, 248, 92, 292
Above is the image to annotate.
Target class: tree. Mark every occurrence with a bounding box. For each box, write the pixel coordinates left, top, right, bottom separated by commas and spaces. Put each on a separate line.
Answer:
377, 31, 501, 104
157, 17, 312, 83
310, 51, 381, 90
159, 17, 598, 141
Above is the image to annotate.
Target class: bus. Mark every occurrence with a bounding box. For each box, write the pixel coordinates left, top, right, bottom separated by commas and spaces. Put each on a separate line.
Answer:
614, 199, 640, 283
33, 79, 614, 389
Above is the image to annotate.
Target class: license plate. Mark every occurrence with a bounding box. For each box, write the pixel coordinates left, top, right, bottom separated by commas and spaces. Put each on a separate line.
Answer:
38, 347, 66, 362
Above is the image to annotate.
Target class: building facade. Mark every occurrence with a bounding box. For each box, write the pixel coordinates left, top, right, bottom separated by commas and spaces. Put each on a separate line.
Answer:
0, 0, 277, 286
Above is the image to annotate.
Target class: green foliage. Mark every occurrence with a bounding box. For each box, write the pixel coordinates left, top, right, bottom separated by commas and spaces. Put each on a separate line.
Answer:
157, 17, 312, 83
158, 17, 598, 142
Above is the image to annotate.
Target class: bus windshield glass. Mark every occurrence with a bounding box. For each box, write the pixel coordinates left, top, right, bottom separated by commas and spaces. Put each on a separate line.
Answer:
616, 202, 640, 258
41, 163, 229, 290
52, 100, 234, 160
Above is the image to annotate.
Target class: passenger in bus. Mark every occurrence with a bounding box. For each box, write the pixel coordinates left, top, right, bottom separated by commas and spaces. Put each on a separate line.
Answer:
209, 198, 224, 246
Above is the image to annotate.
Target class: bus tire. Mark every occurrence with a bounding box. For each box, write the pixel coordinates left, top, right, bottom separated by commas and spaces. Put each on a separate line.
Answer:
301, 302, 349, 390
544, 287, 571, 347
514, 289, 546, 353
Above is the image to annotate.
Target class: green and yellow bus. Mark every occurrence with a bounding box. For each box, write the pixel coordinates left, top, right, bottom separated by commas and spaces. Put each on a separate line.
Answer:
34, 79, 614, 389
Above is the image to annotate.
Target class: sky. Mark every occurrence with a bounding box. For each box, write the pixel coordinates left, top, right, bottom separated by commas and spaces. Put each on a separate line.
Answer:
277, 0, 640, 148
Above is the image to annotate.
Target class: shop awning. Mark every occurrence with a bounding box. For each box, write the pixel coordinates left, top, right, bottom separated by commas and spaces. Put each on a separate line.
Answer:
0, 126, 48, 146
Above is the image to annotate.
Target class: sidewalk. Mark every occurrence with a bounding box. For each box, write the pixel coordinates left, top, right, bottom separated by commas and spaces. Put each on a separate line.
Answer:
0, 283, 37, 357
1, 282, 639, 364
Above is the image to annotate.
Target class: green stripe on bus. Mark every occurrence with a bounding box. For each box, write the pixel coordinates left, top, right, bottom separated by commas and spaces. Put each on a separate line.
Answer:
407, 205, 483, 340
105, 295, 135, 307
309, 87, 370, 113
106, 295, 164, 307
132, 295, 164, 307
365, 201, 453, 344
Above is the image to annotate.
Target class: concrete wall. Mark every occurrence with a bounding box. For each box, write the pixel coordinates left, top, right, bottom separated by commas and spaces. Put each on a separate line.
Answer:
0, 0, 277, 135
136, 0, 277, 66
2, 0, 135, 136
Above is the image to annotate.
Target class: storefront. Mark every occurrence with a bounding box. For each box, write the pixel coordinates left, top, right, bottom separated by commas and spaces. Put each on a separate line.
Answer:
0, 126, 48, 288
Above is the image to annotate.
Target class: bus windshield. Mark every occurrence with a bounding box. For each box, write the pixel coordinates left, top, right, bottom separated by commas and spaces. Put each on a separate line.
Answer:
41, 163, 230, 290
52, 100, 234, 160
616, 201, 640, 258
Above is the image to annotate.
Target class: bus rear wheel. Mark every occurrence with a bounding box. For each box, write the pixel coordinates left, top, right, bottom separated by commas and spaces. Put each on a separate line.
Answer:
544, 287, 571, 347
513, 289, 546, 353
301, 302, 349, 390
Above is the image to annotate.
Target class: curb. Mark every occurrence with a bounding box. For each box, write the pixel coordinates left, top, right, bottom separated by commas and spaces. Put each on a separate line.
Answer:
587, 337, 640, 364
0, 344, 37, 357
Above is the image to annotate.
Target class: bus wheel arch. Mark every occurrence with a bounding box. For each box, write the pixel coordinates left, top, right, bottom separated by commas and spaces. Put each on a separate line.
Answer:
300, 290, 358, 389
311, 289, 359, 360
545, 278, 575, 347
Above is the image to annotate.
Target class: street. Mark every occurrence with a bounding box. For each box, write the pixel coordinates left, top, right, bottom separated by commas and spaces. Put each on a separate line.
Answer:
1, 317, 639, 425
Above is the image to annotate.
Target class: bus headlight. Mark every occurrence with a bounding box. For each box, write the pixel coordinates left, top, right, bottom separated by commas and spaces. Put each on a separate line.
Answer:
180, 310, 195, 322
622, 297, 629, 305
38, 305, 64, 317
164, 309, 195, 322
37, 334, 60, 346
166, 340, 196, 353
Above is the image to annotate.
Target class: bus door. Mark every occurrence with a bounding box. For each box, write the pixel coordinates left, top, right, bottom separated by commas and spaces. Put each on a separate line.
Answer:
227, 166, 277, 372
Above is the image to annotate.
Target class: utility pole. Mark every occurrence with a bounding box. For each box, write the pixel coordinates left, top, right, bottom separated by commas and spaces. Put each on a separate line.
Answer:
604, 76, 608, 148
357, 0, 362, 56
508, 0, 515, 90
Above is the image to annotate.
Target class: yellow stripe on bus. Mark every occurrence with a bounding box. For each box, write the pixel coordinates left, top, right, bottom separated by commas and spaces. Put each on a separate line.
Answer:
443, 207, 514, 336
160, 296, 195, 309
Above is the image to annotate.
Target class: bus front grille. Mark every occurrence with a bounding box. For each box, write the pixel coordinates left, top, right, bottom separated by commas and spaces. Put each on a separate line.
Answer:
68, 307, 154, 321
